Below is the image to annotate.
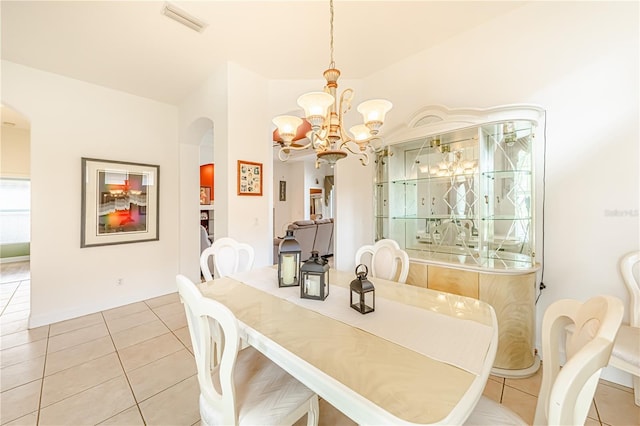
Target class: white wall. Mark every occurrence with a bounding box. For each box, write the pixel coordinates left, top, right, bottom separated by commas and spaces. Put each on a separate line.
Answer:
182, 62, 273, 268
178, 66, 229, 283
2, 61, 180, 327
273, 160, 305, 237
1, 126, 30, 178
226, 63, 273, 268
362, 2, 639, 384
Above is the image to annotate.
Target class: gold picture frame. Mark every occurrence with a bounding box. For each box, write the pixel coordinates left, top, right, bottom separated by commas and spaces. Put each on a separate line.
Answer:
237, 160, 263, 196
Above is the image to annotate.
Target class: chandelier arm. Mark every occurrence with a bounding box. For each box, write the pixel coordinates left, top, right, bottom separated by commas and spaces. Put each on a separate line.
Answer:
278, 148, 291, 162
280, 141, 314, 152
337, 89, 355, 144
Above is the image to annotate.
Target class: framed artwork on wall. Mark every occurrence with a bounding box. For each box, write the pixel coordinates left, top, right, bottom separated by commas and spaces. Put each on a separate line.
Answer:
237, 160, 263, 196
81, 158, 160, 248
279, 180, 286, 201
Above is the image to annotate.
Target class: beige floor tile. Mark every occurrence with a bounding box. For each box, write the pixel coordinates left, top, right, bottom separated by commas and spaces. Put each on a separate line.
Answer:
3, 411, 38, 426
504, 368, 542, 397
0, 379, 42, 424
173, 326, 193, 352
1, 355, 45, 391
501, 384, 537, 425
318, 398, 357, 426
49, 312, 104, 337
594, 380, 640, 426
45, 335, 115, 376
585, 416, 601, 426
0, 339, 47, 368
110, 319, 170, 350
102, 302, 151, 322
98, 405, 145, 425
589, 399, 599, 421
0, 309, 30, 324
482, 376, 503, 402
105, 308, 158, 334
38, 376, 136, 426
0, 318, 29, 336
126, 348, 196, 402
0, 325, 49, 350
145, 292, 180, 309
2, 301, 30, 315
0, 283, 19, 294
118, 332, 184, 372
488, 374, 505, 384
47, 322, 109, 353
7, 293, 30, 304
158, 310, 188, 330
40, 352, 124, 407
138, 375, 200, 426
152, 301, 184, 318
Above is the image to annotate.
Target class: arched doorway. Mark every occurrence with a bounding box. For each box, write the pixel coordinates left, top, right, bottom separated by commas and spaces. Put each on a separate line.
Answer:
0, 105, 32, 318
178, 117, 214, 282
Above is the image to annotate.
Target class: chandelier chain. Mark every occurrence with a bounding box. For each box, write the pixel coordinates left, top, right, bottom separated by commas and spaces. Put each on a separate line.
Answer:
329, 0, 335, 69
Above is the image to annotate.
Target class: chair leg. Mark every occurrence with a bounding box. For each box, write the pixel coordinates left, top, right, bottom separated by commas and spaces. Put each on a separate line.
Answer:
633, 375, 640, 407
307, 395, 319, 426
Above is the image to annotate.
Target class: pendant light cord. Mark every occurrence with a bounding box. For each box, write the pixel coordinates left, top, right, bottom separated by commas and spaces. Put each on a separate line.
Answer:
329, 0, 335, 69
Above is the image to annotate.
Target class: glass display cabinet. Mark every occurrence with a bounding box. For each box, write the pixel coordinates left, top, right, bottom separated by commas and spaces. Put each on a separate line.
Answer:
375, 105, 545, 377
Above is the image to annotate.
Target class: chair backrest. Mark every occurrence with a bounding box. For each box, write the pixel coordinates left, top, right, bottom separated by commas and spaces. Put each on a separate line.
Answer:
355, 239, 410, 283
200, 237, 255, 281
176, 274, 240, 424
533, 295, 624, 426
620, 251, 640, 327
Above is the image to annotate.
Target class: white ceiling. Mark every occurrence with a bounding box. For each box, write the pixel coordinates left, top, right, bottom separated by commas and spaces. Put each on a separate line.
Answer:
1, 1, 526, 106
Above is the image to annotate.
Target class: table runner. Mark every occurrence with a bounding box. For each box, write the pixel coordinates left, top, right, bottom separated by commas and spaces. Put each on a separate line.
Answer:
229, 267, 494, 376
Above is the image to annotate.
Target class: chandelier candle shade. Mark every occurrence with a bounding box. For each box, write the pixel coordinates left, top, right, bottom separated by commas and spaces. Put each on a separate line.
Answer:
272, 0, 392, 167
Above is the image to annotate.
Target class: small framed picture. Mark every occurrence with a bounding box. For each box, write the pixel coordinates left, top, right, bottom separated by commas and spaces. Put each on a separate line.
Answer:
237, 160, 263, 196
279, 180, 287, 201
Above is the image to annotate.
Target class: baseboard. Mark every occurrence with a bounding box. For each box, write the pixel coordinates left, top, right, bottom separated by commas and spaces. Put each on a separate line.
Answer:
0, 255, 30, 264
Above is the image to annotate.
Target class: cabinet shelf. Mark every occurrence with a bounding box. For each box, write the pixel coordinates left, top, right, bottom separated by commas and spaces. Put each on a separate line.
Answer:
374, 106, 542, 270
481, 215, 532, 221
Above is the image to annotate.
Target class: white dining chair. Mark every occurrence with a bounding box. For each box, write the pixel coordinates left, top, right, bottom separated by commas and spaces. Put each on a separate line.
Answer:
355, 239, 410, 283
200, 237, 255, 281
609, 250, 640, 406
176, 274, 319, 426
465, 295, 624, 426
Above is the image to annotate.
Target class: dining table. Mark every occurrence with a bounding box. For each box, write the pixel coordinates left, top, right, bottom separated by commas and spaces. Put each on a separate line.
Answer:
198, 266, 498, 425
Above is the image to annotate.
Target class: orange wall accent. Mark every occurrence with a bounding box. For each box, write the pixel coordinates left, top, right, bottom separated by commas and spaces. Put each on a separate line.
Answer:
200, 163, 214, 201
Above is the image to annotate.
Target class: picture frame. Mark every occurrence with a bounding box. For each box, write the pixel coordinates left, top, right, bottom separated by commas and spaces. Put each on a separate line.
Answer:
200, 186, 211, 205
81, 158, 160, 248
237, 160, 263, 196
279, 180, 287, 201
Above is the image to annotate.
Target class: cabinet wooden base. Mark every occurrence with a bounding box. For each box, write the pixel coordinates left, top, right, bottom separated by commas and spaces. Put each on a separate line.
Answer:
407, 260, 540, 375
492, 355, 541, 379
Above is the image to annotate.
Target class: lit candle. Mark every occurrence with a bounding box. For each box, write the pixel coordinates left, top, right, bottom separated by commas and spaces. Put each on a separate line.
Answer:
281, 254, 296, 286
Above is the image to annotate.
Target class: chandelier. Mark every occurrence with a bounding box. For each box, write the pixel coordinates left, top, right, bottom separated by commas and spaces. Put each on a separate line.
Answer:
272, 0, 392, 168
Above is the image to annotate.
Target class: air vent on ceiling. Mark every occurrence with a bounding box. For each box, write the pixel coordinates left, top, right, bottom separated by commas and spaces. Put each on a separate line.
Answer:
161, 2, 207, 33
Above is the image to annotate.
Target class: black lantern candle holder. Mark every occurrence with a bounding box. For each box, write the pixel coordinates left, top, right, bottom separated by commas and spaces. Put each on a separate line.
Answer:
350, 264, 375, 314
300, 251, 329, 300
278, 230, 301, 287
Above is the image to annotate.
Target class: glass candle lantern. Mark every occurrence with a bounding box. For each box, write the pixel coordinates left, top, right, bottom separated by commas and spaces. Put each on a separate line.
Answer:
350, 264, 375, 314
300, 251, 329, 300
278, 230, 301, 287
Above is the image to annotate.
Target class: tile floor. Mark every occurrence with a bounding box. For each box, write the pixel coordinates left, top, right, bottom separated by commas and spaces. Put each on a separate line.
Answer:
1, 261, 638, 425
